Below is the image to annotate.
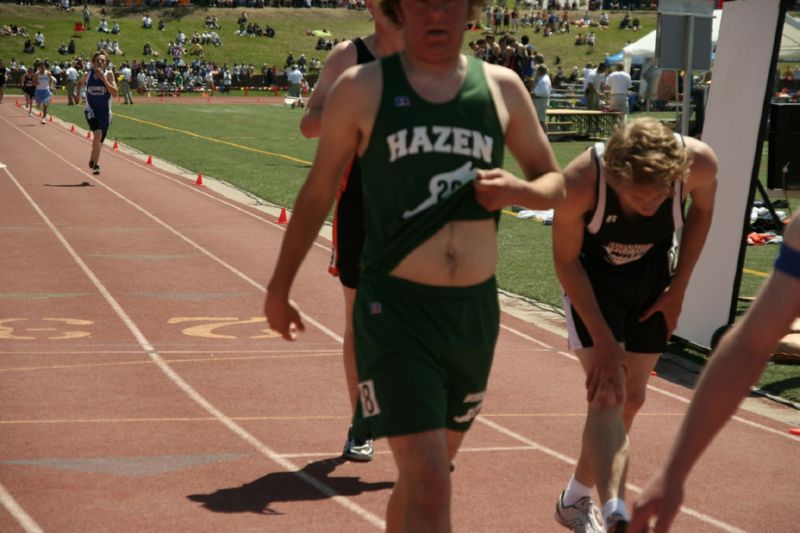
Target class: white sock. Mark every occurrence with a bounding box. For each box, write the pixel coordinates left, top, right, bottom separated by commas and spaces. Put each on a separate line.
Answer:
602, 498, 629, 524
563, 475, 593, 507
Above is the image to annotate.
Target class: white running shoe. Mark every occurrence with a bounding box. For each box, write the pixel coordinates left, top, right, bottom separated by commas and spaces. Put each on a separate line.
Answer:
342, 437, 373, 462
554, 491, 605, 533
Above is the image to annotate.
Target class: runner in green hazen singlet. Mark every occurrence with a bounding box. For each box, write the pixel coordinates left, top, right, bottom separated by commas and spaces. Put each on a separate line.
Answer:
358, 52, 505, 277
265, 0, 565, 527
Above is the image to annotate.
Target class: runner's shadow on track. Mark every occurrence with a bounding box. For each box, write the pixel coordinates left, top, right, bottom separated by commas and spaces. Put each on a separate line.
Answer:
187, 456, 393, 515
44, 182, 94, 187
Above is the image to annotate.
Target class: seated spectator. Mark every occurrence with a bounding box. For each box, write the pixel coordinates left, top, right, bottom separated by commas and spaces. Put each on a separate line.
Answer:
142, 14, 153, 29
33, 31, 45, 48
58, 42, 69, 55
264, 26, 275, 38
111, 21, 120, 35
158, 19, 166, 31
24, 39, 35, 54
110, 40, 124, 55
568, 65, 579, 83
631, 17, 640, 31
67, 39, 76, 55
618, 12, 630, 30
97, 19, 109, 33
189, 42, 203, 56
599, 12, 609, 28
143, 42, 153, 56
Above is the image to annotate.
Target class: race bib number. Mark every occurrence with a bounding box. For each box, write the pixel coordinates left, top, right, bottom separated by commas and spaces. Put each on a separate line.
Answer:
358, 380, 381, 417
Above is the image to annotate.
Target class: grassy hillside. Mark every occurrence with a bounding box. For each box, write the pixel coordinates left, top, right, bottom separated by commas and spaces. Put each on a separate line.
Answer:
0, 4, 656, 71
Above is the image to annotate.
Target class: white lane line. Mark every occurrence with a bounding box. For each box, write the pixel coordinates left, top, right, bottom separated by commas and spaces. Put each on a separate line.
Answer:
2, 163, 384, 530
500, 323, 796, 441
0, 482, 43, 533
3, 116, 759, 531
0, 114, 340, 344
476, 417, 746, 533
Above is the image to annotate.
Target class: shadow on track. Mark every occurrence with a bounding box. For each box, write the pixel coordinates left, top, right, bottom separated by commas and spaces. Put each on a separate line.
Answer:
187, 456, 393, 515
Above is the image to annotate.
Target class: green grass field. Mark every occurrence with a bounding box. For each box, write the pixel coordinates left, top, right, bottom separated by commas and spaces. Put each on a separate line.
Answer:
8, 3, 797, 402
0, 4, 657, 72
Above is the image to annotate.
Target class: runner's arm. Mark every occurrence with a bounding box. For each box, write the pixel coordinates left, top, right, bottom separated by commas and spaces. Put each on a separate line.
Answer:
631, 216, 800, 533
266, 70, 366, 337
669, 139, 717, 297
299, 40, 356, 139
474, 64, 564, 211
102, 70, 118, 97
639, 138, 717, 333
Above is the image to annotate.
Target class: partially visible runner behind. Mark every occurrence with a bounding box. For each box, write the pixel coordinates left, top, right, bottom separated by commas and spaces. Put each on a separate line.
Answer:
629, 215, 800, 533
76, 51, 118, 176
21, 67, 36, 117
552, 118, 717, 533
265, 0, 565, 527
298, 0, 403, 464
0, 58, 7, 104
34, 61, 55, 125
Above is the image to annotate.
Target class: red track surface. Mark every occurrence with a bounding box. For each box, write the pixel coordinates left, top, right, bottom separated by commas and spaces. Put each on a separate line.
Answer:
0, 101, 798, 532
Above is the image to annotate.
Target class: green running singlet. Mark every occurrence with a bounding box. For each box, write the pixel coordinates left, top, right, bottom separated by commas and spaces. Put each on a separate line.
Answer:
358, 53, 505, 277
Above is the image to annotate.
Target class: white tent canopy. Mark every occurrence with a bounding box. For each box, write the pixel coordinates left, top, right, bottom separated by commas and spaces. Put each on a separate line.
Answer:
623, 10, 800, 68
781, 14, 800, 62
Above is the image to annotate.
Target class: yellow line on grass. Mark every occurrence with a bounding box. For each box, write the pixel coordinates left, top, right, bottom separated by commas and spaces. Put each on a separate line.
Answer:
743, 267, 769, 278
114, 112, 312, 166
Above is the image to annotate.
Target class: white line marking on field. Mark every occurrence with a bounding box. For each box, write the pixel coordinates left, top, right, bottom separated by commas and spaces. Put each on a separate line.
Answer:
0, 481, 43, 533
1, 160, 383, 529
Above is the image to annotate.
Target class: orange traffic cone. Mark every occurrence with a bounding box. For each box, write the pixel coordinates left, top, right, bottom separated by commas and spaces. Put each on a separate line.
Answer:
146, 155, 153, 165
195, 173, 203, 186
15, 98, 20, 107
201, 91, 207, 98
112, 140, 119, 150
86, 131, 92, 140
48, 115, 53, 122
277, 207, 288, 224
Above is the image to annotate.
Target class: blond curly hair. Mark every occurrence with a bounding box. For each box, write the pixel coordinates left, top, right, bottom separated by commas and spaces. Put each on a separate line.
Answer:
603, 118, 693, 194
378, 0, 485, 27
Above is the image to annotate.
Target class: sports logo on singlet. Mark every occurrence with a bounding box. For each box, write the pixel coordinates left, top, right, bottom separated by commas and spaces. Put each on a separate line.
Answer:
87, 85, 107, 96
403, 161, 475, 219
602, 242, 654, 266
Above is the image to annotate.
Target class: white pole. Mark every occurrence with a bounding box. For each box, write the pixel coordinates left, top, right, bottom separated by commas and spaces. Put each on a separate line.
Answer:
681, 14, 694, 136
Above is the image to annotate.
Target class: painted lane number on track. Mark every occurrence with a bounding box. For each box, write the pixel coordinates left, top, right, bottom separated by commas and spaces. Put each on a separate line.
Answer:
167, 317, 281, 339
0, 318, 94, 340
0, 317, 281, 340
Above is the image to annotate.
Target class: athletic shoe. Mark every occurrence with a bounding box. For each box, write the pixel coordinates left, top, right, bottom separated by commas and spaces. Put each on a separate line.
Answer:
554, 491, 604, 533
606, 513, 628, 533
40, 118, 46, 124
92, 164, 100, 176
342, 437, 373, 462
